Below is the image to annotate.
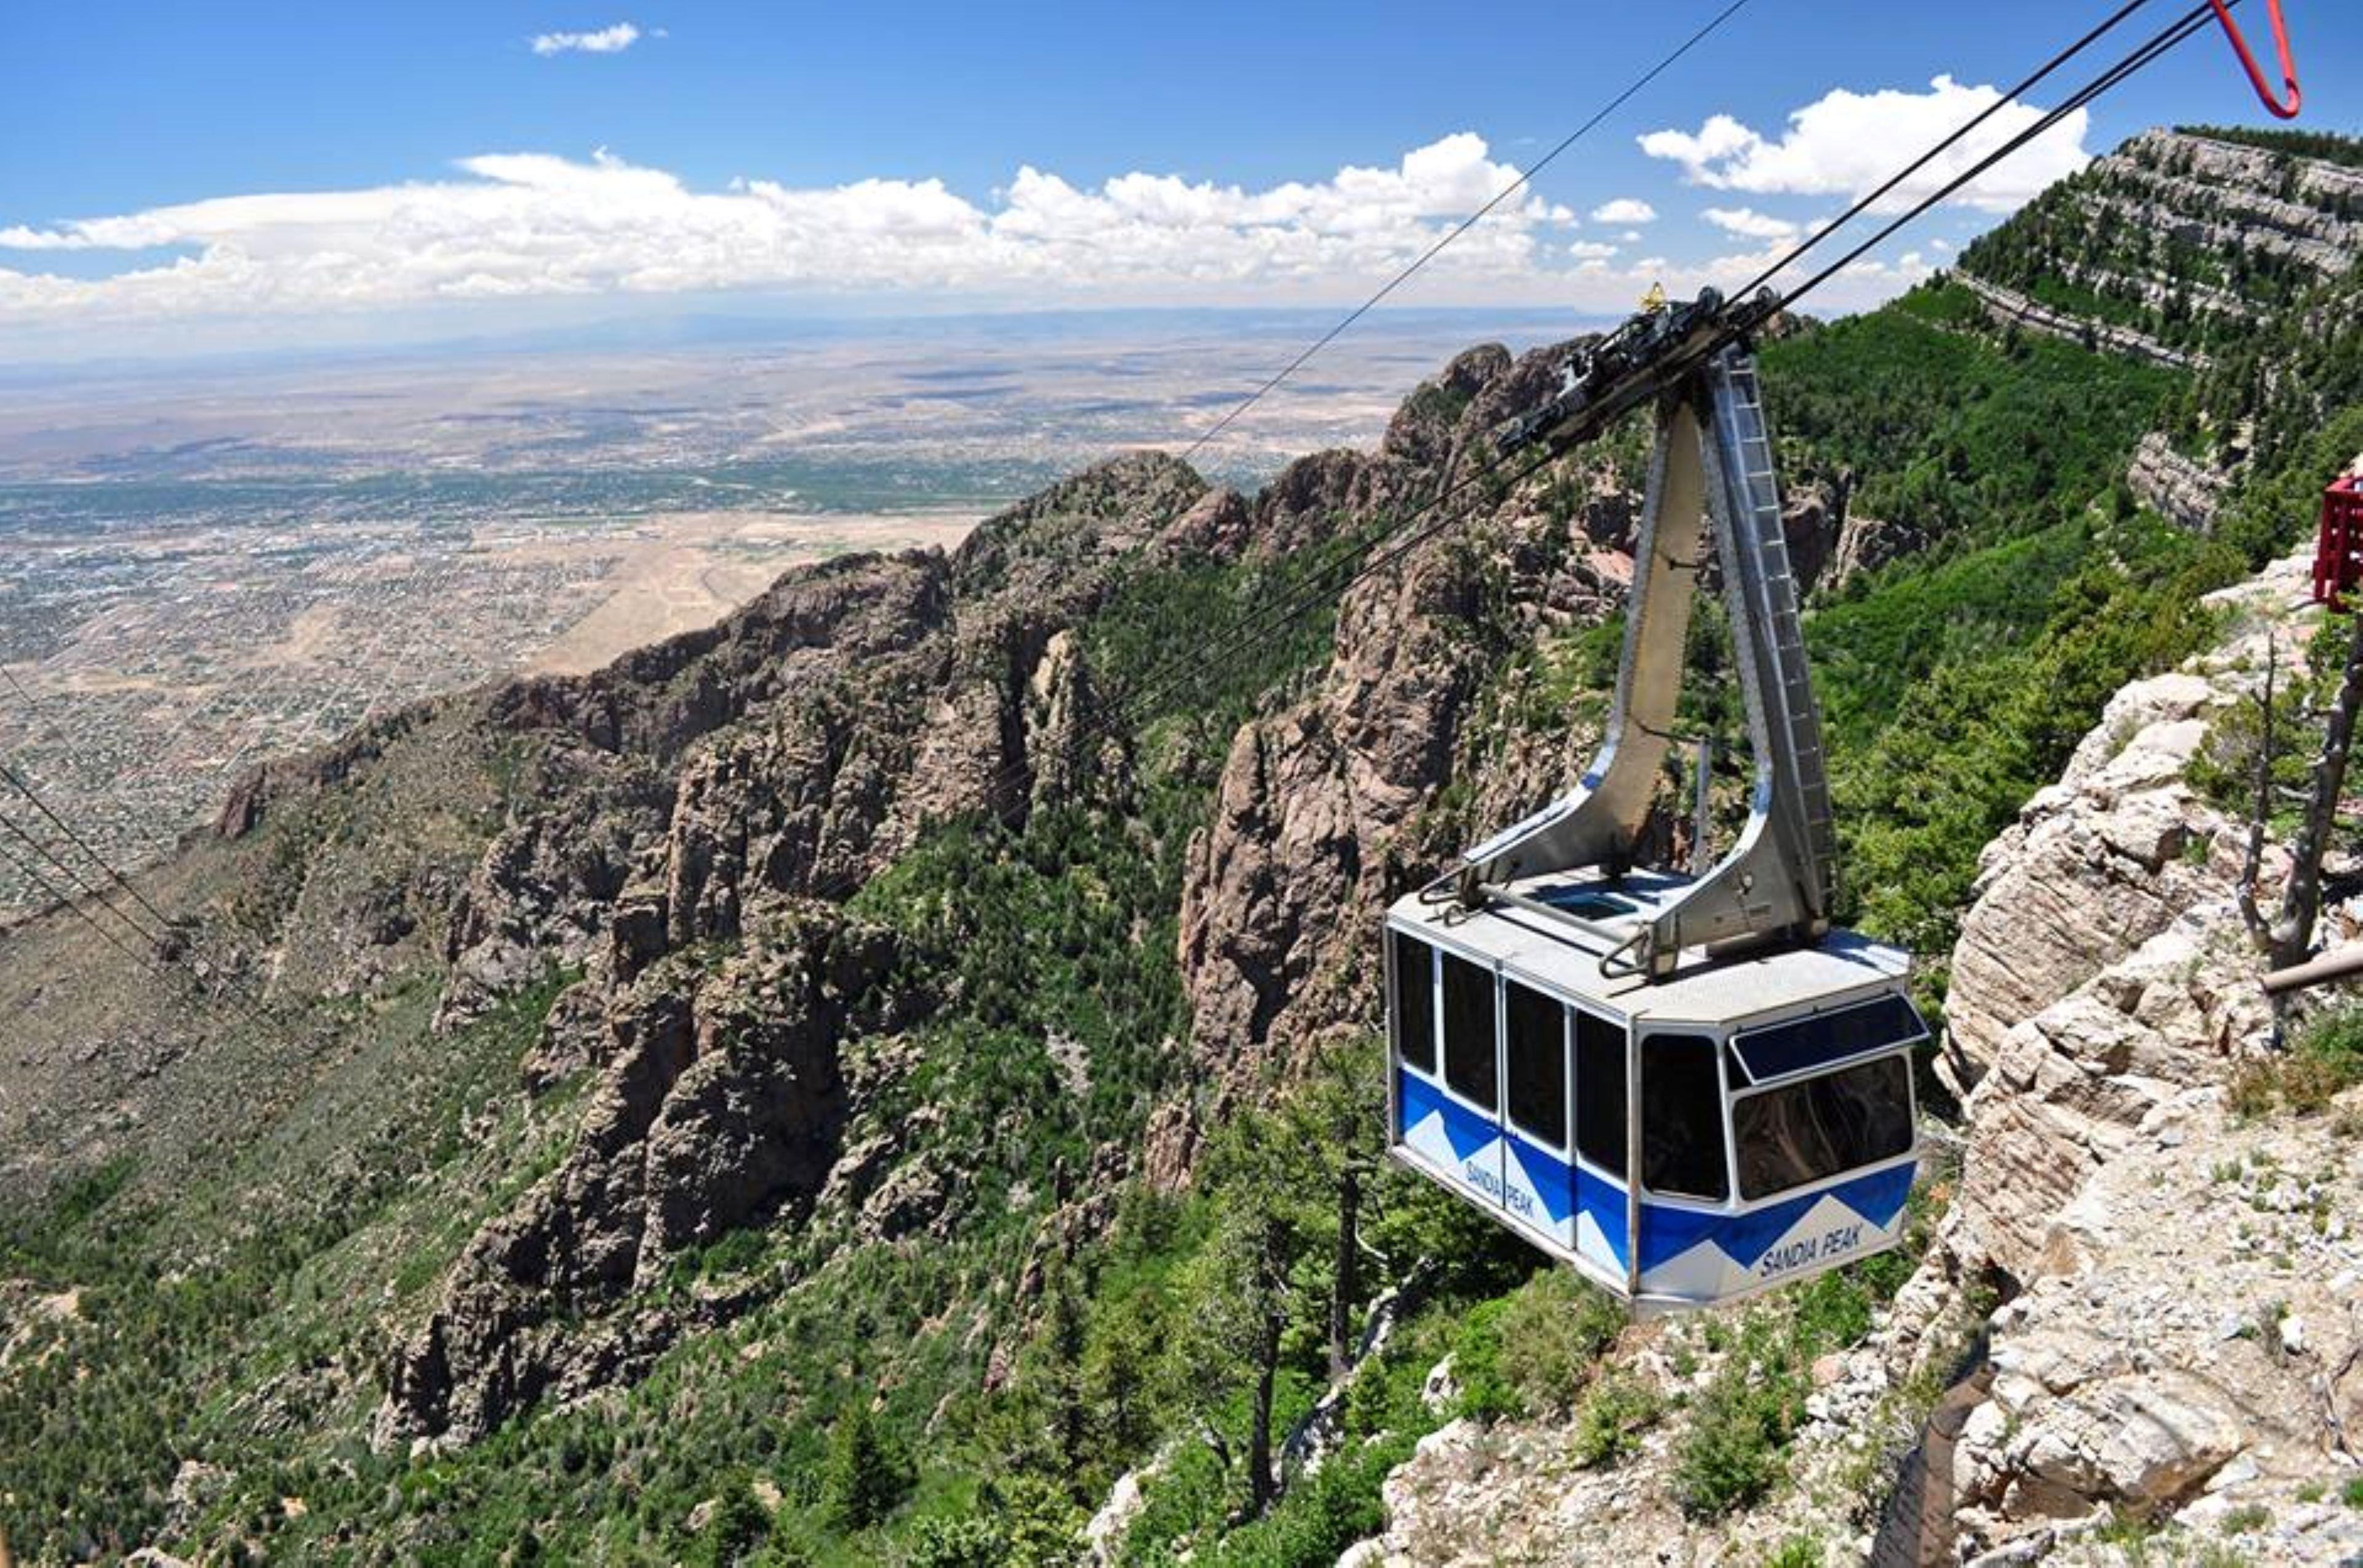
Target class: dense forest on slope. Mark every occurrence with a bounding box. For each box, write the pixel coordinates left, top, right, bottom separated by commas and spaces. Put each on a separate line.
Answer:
1957, 128, 2361, 358
2179, 123, 2363, 170
4, 127, 2362, 1566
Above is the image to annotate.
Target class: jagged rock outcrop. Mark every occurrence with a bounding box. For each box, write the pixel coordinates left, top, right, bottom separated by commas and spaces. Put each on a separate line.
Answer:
2099, 130, 2363, 279
1948, 1105, 2363, 1564
1829, 508, 1923, 586
436, 455, 1207, 1027
1174, 342, 1629, 1113
1957, 273, 2201, 369
1941, 664, 2240, 1089
380, 907, 888, 1445
2127, 429, 2235, 534
377, 453, 1230, 1440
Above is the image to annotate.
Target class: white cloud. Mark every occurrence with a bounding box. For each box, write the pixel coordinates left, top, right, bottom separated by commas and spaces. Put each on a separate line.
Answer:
1639, 75, 2091, 212
1589, 198, 1657, 223
0, 135, 1595, 332
531, 22, 642, 56
0, 132, 1951, 352
1701, 206, 1797, 241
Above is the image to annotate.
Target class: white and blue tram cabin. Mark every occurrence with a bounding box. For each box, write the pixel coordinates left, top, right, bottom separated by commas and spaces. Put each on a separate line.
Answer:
1384, 873, 1924, 1312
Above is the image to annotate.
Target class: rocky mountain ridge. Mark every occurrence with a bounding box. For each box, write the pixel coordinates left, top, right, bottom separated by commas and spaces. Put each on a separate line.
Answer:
6, 122, 2362, 1567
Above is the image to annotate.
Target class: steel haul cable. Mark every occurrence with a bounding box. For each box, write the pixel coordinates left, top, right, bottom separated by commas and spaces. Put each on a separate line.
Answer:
0, 0, 2248, 1054
878, 0, 2244, 873
1178, 0, 1757, 465
1731, 0, 2156, 300
0, 832, 164, 975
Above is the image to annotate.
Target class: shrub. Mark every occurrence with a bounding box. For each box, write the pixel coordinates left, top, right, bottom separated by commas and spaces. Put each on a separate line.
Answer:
1669, 1343, 1807, 1519
2220, 1503, 2271, 1535
2226, 1012, 2363, 1119
2290, 1008, 2363, 1109
1493, 1270, 1625, 1418
1450, 1268, 1623, 1422
1567, 1371, 1662, 1469
692, 1475, 772, 1567
1450, 1297, 1517, 1422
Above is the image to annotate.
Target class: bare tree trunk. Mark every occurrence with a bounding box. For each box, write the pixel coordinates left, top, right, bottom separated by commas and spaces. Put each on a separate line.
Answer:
1248, 1299, 1281, 1518
2240, 638, 2280, 949
1328, 1164, 1360, 1382
2272, 611, 2363, 973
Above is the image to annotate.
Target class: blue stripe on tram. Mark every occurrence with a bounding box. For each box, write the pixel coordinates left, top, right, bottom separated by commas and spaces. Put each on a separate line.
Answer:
1507, 1135, 1574, 1225
1577, 1165, 1627, 1270
1639, 1161, 1916, 1273
1397, 1072, 1497, 1161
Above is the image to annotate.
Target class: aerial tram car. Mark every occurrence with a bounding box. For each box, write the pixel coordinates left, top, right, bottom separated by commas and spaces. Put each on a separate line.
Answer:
1384, 290, 1927, 1313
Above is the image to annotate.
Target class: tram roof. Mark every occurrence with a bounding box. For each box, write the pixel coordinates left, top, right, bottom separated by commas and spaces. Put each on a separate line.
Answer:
1386, 870, 1911, 1030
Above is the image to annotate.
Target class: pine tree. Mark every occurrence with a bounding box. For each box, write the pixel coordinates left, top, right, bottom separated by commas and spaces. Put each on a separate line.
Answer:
820, 1398, 914, 1532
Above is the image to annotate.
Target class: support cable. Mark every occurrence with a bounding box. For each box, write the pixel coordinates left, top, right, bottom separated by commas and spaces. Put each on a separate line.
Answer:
1178, 0, 1756, 463
1732, 0, 2156, 300
0, 668, 183, 934
0, 832, 169, 977
1767, 1, 2222, 316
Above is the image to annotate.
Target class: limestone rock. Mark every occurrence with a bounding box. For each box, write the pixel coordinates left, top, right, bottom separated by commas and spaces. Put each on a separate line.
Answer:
2127, 431, 2234, 534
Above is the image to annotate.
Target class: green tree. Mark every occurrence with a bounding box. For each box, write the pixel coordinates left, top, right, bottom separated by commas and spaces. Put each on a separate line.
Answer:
1080, 1284, 1166, 1464
691, 1474, 772, 1567
1277, 1035, 1387, 1380
820, 1398, 914, 1532
1177, 1111, 1320, 1518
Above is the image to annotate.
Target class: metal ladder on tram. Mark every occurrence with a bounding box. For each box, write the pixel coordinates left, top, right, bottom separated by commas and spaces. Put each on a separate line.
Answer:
1449, 342, 1837, 976
1709, 353, 1838, 918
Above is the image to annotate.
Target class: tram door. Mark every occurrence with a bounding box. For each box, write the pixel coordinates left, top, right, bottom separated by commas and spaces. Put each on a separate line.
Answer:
1391, 929, 1618, 1270
1388, 932, 1508, 1228
1498, 975, 1575, 1254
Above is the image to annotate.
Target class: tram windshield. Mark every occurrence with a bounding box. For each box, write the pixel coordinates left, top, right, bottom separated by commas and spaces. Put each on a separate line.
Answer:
1732, 1053, 1914, 1200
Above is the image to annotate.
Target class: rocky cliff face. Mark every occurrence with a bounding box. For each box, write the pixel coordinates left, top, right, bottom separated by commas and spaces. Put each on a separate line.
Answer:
1341, 547, 2363, 1566
430, 457, 1208, 1031
1174, 343, 1636, 1119
1961, 129, 2363, 370
2126, 429, 2233, 533
380, 908, 885, 1446
351, 453, 1258, 1441
1933, 549, 2363, 1558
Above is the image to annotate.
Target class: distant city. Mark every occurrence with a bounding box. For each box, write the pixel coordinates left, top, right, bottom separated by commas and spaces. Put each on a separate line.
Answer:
0, 308, 1588, 917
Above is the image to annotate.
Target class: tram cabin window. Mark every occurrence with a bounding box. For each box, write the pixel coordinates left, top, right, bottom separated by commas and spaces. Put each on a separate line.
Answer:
1504, 981, 1567, 1148
1642, 1033, 1729, 1201
1572, 1009, 1625, 1172
1441, 951, 1497, 1110
1733, 1054, 1913, 1200
1391, 931, 1436, 1074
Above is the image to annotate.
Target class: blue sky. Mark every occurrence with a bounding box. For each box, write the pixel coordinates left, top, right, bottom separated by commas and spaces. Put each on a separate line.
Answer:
1, 1, 2355, 359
